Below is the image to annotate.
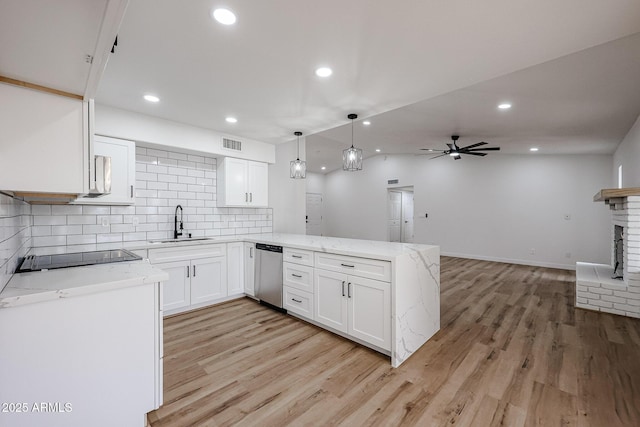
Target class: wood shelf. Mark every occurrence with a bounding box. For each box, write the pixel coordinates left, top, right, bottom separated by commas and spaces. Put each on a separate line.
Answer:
593, 187, 640, 203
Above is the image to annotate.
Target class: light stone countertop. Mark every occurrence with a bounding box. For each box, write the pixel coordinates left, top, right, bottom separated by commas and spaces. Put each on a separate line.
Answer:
0, 260, 169, 309
127, 233, 439, 262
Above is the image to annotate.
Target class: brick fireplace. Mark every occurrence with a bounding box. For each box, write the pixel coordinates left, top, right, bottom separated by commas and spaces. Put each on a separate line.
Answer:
576, 188, 640, 318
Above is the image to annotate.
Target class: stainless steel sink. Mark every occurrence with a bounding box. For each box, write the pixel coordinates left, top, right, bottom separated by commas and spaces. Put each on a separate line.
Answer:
149, 238, 214, 244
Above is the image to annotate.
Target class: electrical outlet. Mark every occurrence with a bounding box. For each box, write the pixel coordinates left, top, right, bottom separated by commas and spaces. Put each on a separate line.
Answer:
529, 248, 536, 255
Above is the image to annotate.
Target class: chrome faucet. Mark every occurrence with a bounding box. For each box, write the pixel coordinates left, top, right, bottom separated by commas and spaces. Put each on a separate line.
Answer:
174, 205, 183, 239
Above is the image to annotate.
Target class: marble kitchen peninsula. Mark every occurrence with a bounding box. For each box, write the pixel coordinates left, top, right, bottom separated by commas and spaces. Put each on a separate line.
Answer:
242, 234, 441, 367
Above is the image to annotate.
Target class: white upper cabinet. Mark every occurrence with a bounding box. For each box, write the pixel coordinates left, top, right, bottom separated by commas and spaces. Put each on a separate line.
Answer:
217, 157, 269, 207
0, 83, 88, 195
75, 136, 135, 205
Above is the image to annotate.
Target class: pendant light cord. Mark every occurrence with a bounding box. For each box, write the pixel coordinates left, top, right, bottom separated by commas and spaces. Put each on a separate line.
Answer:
351, 117, 355, 148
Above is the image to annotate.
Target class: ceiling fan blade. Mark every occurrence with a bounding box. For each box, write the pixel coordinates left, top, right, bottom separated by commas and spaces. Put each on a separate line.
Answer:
464, 152, 487, 156
466, 146, 500, 151
420, 148, 445, 152
428, 153, 449, 160
460, 142, 487, 150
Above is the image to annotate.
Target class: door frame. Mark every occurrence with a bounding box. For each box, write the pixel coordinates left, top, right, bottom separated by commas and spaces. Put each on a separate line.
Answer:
386, 185, 414, 243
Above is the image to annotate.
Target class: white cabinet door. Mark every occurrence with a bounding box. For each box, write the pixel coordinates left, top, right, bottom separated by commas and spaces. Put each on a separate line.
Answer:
0, 82, 87, 194
190, 257, 227, 305
156, 260, 190, 311
347, 276, 391, 350
247, 160, 268, 206
244, 242, 255, 296
76, 136, 135, 205
217, 157, 269, 207
220, 157, 248, 206
314, 269, 348, 333
227, 242, 244, 295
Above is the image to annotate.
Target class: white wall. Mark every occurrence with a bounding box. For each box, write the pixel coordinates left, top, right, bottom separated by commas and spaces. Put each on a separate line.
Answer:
269, 138, 306, 234
613, 114, 640, 187
306, 172, 325, 195
324, 153, 612, 269
95, 104, 276, 163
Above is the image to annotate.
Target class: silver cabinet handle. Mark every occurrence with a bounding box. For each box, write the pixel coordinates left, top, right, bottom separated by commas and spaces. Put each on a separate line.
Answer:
193, 265, 196, 277
342, 281, 346, 297
250, 247, 253, 258
292, 298, 302, 303
291, 273, 302, 278
341, 263, 355, 268
348, 282, 352, 298
250, 192, 253, 202
291, 255, 302, 259
186, 265, 190, 278
131, 185, 134, 198
245, 193, 248, 202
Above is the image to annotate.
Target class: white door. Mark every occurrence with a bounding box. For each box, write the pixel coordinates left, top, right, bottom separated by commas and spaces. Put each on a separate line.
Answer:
190, 257, 227, 304
306, 193, 323, 235
244, 242, 255, 296
225, 158, 249, 206
388, 191, 402, 242
157, 261, 190, 311
247, 160, 269, 206
226, 242, 244, 295
401, 191, 414, 243
314, 269, 348, 333
347, 276, 391, 350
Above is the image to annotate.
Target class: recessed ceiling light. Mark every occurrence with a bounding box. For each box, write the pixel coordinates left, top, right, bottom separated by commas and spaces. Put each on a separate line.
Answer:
498, 103, 512, 110
530, 147, 539, 152
315, 67, 333, 77
143, 94, 159, 103
321, 166, 326, 170
375, 149, 381, 152
212, 8, 236, 25
363, 121, 371, 126
225, 117, 237, 123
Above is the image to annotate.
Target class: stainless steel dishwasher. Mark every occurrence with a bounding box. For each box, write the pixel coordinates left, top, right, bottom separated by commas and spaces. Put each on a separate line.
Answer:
254, 243, 285, 311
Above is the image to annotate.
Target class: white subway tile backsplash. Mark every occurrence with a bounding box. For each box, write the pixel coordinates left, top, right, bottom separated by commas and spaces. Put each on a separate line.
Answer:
34, 215, 66, 226
27, 147, 272, 252
51, 225, 83, 235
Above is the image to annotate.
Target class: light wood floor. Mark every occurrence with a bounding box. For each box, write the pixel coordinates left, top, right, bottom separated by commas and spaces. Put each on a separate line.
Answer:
148, 257, 640, 426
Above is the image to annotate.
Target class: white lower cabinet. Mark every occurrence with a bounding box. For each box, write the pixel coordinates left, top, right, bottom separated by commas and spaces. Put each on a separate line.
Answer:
190, 257, 227, 304
157, 260, 191, 311
227, 242, 245, 296
314, 268, 391, 351
244, 242, 255, 296
283, 286, 314, 319
149, 245, 227, 314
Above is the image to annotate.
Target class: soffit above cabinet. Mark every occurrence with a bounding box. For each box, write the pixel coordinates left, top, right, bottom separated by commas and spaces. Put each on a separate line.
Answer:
0, 0, 127, 97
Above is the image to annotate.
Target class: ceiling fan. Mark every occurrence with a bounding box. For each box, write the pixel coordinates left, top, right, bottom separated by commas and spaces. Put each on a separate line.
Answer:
421, 135, 500, 160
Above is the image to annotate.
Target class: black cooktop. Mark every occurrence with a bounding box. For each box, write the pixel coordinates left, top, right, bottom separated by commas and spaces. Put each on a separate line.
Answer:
16, 249, 142, 273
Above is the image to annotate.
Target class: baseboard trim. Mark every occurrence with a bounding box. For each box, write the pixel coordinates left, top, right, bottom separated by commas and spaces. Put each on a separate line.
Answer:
440, 251, 577, 271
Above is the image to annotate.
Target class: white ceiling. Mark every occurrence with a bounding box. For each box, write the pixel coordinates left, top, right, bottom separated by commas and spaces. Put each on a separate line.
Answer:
2, 0, 640, 173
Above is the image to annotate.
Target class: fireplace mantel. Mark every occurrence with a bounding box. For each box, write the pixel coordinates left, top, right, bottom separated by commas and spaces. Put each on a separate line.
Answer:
593, 187, 640, 203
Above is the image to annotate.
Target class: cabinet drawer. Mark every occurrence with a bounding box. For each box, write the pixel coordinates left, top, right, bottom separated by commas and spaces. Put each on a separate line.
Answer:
283, 286, 314, 320
283, 248, 314, 267
283, 262, 313, 292
314, 252, 391, 282
149, 244, 226, 263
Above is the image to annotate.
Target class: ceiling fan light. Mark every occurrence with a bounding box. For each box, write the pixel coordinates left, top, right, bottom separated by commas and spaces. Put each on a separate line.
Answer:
449, 152, 458, 157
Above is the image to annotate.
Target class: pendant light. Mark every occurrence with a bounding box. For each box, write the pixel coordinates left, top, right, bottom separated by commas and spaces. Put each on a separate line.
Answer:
343, 113, 363, 171
290, 131, 306, 179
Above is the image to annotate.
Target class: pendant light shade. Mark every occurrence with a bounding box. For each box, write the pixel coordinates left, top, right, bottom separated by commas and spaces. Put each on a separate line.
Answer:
343, 113, 363, 171
290, 131, 306, 179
